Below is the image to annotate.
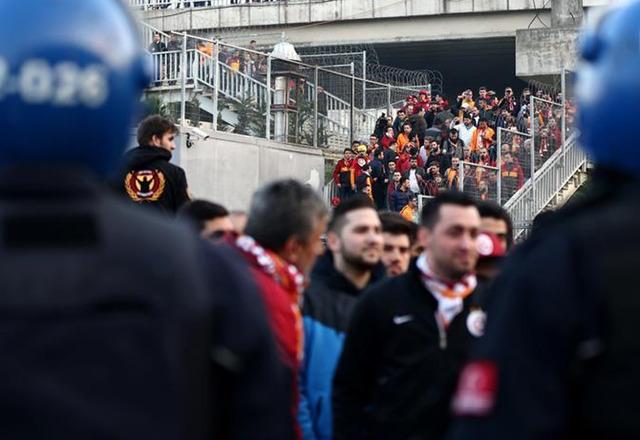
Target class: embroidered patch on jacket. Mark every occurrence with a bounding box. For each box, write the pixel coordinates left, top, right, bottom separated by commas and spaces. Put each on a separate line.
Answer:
125, 169, 166, 202
451, 360, 498, 417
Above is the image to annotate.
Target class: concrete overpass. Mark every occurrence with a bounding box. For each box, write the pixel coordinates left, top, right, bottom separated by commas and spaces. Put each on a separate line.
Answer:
140, 0, 605, 47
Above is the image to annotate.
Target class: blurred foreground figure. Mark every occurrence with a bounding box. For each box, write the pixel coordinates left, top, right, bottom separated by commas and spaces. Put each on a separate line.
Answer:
234, 180, 329, 439
333, 192, 482, 440
450, 2, 640, 438
0, 2, 288, 439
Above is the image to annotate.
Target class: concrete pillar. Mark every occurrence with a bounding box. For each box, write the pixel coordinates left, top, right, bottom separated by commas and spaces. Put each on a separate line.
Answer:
551, 0, 583, 28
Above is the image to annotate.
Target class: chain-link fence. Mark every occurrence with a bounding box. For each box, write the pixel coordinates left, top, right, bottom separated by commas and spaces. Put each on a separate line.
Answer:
531, 96, 563, 172
496, 128, 530, 205
142, 28, 434, 153
459, 161, 499, 204
562, 69, 578, 142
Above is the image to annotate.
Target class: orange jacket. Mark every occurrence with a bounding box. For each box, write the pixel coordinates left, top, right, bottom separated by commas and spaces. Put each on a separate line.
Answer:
470, 127, 495, 152
396, 133, 411, 154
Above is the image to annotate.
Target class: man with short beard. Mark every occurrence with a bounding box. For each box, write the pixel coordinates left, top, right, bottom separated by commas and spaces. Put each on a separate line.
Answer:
379, 212, 413, 277
333, 192, 483, 440
298, 196, 385, 440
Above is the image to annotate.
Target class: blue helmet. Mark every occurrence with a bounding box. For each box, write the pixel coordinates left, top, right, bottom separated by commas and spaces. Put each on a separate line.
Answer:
0, 0, 149, 177
577, 0, 640, 176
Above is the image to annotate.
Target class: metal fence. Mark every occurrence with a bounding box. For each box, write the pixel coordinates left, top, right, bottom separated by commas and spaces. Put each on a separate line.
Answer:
505, 132, 586, 241
459, 161, 499, 204
496, 128, 531, 205
130, 0, 283, 9
142, 28, 431, 151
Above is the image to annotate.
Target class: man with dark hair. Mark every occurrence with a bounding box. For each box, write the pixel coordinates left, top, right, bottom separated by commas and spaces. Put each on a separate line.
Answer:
333, 192, 482, 440
473, 201, 513, 284
477, 200, 513, 252
379, 212, 413, 277
148, 33, 166, 85
390, 176, 413, 212
234, 179, 329, 440
119, 115, 190, 214
177, 199, 234, 240
397, 123, 413, 154
370, 148, 388, 210
470, 117, 495, 152
332, 148, 355, 202
299, 195, 384, 440
392, 109, 407, 134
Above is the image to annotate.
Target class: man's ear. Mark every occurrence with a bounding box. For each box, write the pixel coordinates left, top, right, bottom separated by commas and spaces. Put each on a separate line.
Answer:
418, 226, 431, 251
150, 134, 161, 147
282, 235, 303, 266
326, 230, 341, 254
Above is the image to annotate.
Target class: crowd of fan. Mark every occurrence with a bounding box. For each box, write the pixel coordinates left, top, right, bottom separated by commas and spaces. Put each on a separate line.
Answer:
334, 86, 573, 212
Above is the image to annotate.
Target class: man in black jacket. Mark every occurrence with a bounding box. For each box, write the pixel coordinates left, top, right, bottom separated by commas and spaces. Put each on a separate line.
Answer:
370, 148, 388, 210
119, 115, 190, 214
299, 196, 385, 440
148, 33, 167, 85
333, 192, 482, 440
0, 2, 290, 439
449, 3, 640, 438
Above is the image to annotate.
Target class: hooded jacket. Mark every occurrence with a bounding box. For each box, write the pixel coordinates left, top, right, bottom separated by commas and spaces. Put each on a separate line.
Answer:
298, 252, 386, 440
118, 146, 189, 214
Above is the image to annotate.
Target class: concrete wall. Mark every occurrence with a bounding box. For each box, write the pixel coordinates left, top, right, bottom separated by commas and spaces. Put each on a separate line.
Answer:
515, 27, 580, 77
141, 0, 608, 40
179, 131, 325, 211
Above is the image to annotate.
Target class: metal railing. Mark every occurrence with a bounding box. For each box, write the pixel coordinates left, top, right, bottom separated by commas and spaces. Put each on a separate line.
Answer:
131, 0, 283, 9
504, 132, 586, 240
142, 23, 432, 150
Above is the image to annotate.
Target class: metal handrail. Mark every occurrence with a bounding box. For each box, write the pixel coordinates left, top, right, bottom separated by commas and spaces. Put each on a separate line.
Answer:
131, 0, 285, 9
505, 133, 586, 240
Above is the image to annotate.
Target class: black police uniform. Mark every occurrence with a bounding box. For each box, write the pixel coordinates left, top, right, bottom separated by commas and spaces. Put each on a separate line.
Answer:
119, 145, 190, 214
0, 170, 290, 439
449, 170, 640, 440
333, 260, 485, 440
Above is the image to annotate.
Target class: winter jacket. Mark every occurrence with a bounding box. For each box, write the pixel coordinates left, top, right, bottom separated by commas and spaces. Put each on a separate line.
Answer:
333, 261, 483, 440
298, 253, 385, 440
390, 188, 414, 212
332, 159, 355, 188
118, 146, 189, 214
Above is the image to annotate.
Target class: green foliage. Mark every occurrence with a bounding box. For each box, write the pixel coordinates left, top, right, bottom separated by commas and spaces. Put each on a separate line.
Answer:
141, 95, 170, 119
290, 99, 331, 147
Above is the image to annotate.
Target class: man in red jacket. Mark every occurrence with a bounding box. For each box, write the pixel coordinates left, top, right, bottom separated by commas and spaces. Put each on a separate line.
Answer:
333, 148, 355, 201
234, 180, 329, 440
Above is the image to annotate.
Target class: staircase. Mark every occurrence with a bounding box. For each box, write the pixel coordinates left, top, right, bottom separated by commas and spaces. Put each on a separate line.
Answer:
142, 25, 400, 151
504, 133, 588, 240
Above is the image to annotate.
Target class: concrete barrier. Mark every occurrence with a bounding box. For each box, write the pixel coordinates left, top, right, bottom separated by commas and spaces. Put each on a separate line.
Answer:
180, 130, 325, 211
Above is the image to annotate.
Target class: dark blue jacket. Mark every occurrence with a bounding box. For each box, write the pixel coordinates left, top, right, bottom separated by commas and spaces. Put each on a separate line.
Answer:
298, 252, 385, 440
390, 188, 414, 212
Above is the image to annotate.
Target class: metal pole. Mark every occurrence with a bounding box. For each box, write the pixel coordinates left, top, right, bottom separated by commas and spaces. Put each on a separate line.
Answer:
387, 84, 392, 117
530, 95, 536, 220
458, 160, 464, 192
350, 62, 355, 142
362, 51, 367, 110
497, 129, 502, 205
265, 55, 272, 140
180, 32, 187, 127
561, 68, 567, 168
212, 39, 220, 132
313, 66, 319, 148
